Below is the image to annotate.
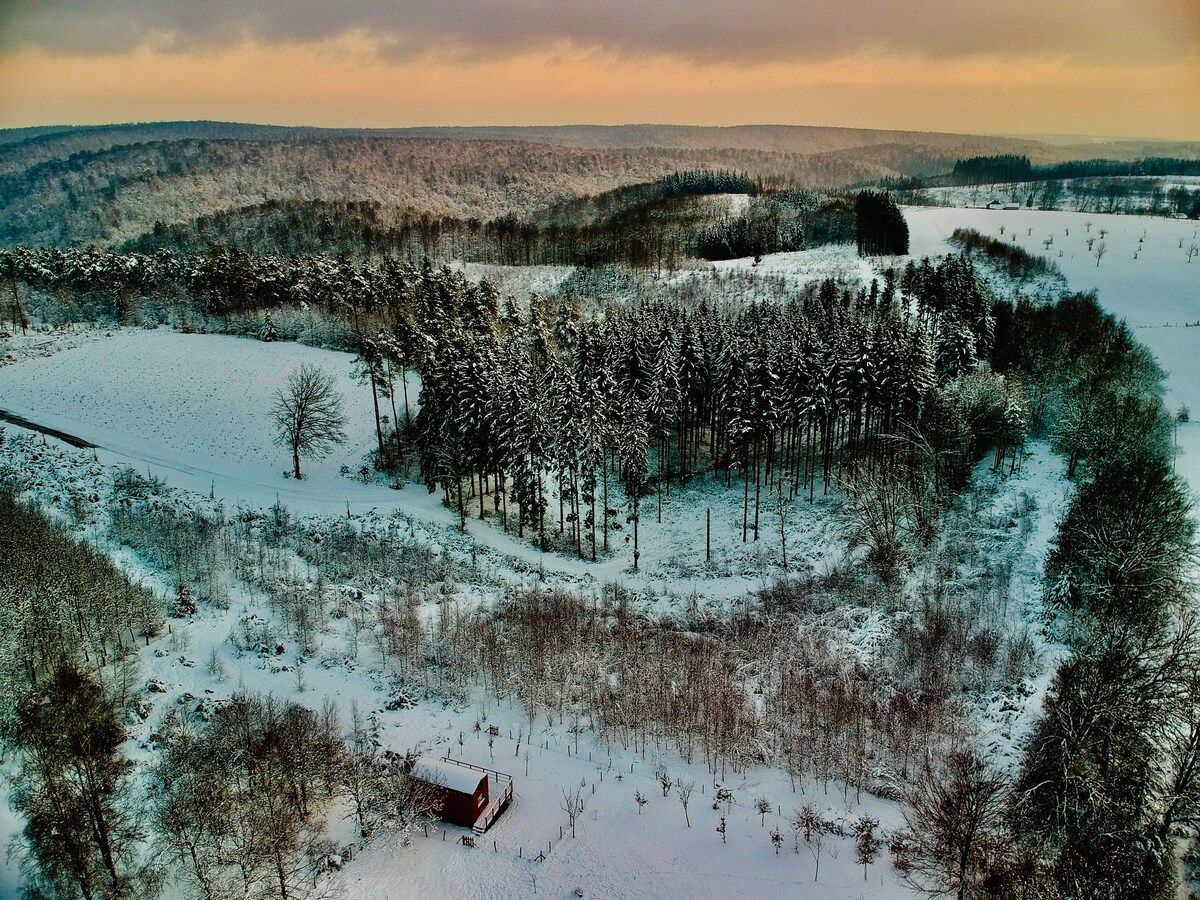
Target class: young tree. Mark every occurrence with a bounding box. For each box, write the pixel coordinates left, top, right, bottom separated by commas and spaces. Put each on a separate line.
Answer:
659, 770, 673, 797
677, 780, 695, 828
561, 785, 585, 838
2, 248, 30, 335
897, 750, 1006, 900
854, 815, 881, 881
793, 804, 829, 882
271, 364, 348, 479
755, 796, 772, 826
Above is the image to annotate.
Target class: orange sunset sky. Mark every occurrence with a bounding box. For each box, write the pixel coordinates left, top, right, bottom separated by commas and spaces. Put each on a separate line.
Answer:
1, 0, 1197, 139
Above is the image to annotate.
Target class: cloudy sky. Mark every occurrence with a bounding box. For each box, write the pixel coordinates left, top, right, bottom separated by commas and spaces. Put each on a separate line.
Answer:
1, 0, 1197, 138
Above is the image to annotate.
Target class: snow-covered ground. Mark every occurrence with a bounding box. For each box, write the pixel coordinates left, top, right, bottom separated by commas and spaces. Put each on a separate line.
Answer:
0, 326, 852, 602
0, 328, 380, 507
905, 206, 1200, 488
0, 224, 1117, 898
663, 245, 877, 299
0, 421, 1065, 900
453, 262, 576, 300
914, 176, 1200, 215
0, 320, 1071, 899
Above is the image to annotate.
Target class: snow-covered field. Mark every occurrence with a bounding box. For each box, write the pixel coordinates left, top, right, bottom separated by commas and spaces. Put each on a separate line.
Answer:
0, 322, 1068, 899
0, 327, 852, 601
11, 210, 1179, 897
905, 206, 1200, 488
914, 176, 1200, 214
0, 329, 380, 507
0, 421, 1065, 900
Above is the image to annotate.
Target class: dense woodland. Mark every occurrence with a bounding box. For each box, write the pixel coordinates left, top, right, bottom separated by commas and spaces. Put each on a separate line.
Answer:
951, 153, 1200, 185
4, 253, 1197, 896
1, 140, 1199, 896
3, 121, 1194, 253
121, 173, 841, 269
0, 138, 895, 249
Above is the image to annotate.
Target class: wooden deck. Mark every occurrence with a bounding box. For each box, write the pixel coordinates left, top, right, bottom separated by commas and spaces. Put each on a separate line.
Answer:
439, 756, 515, 834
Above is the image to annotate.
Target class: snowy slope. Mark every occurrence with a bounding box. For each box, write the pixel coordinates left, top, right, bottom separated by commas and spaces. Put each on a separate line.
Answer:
0, 426, 913, 900
905, 206, 1200, 488
0, 326, 850, 599
0, 328, 379, 507
0, 233, 1098, 899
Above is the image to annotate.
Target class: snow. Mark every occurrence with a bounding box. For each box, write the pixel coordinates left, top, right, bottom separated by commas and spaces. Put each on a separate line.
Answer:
0, 421, 916, 898
915, 176, 1200, 215
0, 328, 379, 509
904, 206, 1200, 490
0, 396, 1075, 900
0, 326, 852, 601
0, 231, 1099, 899
669, 245, 877, 295
347, 703, 905, 900
414, 756, 489, 796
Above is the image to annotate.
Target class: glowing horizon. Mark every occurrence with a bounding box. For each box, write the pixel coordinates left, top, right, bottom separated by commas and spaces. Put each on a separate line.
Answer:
1, 2, 1197, 141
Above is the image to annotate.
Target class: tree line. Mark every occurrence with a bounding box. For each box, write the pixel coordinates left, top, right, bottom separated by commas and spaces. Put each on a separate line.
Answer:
951, 154, 1200, 186
399, 253, 998, 570
948, 227, 1061, 281
894, 293, 1200, 899
120, 189, 853, 268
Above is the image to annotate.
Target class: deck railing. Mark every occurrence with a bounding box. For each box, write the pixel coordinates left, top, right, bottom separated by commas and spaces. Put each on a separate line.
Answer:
438, 756, 515, 833
473, 779, 514, 834
440, 755, 513, 784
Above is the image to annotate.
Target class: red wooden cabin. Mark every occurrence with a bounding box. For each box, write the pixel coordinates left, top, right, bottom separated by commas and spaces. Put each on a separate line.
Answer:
413, 756, 513, 832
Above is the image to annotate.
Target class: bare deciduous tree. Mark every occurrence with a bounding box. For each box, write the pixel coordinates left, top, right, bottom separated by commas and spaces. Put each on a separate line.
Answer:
677, 781, 695, 828
271, 365, 348, 479
895, 750, 1007, 900
561, 785, 585, 838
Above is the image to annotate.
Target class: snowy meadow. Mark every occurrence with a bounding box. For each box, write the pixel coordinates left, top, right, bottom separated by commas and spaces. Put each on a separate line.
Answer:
1, 179, 1198, 900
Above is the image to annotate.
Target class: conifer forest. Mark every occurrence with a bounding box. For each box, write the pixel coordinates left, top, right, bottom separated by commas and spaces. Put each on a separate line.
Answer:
1, 29, 1199, 900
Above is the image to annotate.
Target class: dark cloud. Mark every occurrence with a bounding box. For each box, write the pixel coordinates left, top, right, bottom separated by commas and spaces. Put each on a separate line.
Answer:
2, 0, 1197, 64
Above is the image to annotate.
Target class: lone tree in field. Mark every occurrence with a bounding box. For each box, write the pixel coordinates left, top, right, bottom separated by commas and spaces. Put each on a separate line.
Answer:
272, 364, 348, 478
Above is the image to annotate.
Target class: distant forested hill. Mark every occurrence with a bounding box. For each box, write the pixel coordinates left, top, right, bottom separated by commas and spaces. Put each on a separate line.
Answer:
2, 121, 1196, 248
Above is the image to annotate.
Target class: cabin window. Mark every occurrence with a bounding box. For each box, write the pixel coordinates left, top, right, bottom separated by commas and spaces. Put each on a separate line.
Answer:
478, 794, 485, 807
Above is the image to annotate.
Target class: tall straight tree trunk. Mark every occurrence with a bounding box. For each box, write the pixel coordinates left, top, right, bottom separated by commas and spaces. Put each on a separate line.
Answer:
753, 440, 762, 542
385, 358, 403, 467
370, 373, 385, 467
632, 493, 640, 570
742, 454, 750, 543
602, 455, 610, 551
401, 368, 412, 424
501, 469, 509, 532
457, 476, 466, 532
